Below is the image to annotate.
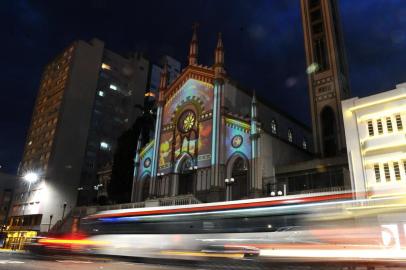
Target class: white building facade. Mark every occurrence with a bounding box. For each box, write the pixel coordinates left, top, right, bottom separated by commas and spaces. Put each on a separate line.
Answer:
342, 83, 406, 199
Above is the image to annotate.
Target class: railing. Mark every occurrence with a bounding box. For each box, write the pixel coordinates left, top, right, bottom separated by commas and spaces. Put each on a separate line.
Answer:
71, 195, 200, 219
287, 186, 347, 195
72, 201, 146, 217
158, 194, 201, 206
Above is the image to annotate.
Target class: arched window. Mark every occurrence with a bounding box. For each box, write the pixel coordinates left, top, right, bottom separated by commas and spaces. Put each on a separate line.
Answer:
271, 119, 277, 134
288, 129, 293, 142
321, 106, 337, 157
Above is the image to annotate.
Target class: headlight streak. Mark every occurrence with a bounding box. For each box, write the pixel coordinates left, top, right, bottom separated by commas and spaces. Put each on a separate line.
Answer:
96, 195, 404, 223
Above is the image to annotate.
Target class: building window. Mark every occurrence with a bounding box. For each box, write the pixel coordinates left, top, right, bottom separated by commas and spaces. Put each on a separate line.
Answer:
396, 114, 403, 131
271, 119, 277, 134
109, 84, 118, 91
367, 120, 374, 136
101, 63, 112, 70
403, 160, 406, 176
386, 117, 393, 133
374, 164, 381, 183
287, 129, 293, 142
383, 163, 390, 182
100, 141, 110, 150
377, 119, 383, 134
393, 162, 401, 181
302, 139, 307, 150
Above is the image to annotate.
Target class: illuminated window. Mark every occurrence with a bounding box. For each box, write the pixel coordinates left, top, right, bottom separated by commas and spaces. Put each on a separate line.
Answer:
287, 129, 293, 142
402, 160, 406, 177
393, 162, 401, 181
100, 141, 109, 150
271, 119, 277, 134
98, 91, 104, 97
109, 84, 118, 91
374, 164, 381, 183
302, 139, 307, 150
386, 117, 393, 133
395, 114, 403, 131
383, 163, 390, 182
367, 120, 374, 136
101, 63, 112, 70
377, 119, 383, 134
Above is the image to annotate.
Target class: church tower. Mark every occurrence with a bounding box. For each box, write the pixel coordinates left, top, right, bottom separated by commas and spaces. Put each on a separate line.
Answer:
300, 0, 350, 157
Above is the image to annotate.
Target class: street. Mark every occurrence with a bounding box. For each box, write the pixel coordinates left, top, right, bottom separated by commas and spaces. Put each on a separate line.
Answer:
0, 252, 406, 270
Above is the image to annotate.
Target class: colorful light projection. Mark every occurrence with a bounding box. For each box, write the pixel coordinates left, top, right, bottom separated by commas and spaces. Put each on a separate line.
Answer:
197, 120, 212, 167
225, 118, 251, 160
158, 132, 173, 171
163, 79, 213, 125
138, 141, 154, 178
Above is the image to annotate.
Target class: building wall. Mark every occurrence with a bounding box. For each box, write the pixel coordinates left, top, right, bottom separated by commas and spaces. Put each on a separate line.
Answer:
10, 39, 150, 232
342, 83, 406, 199
223, 81, 313, 152
134, 75, 312, 202
0, 173, 16, 228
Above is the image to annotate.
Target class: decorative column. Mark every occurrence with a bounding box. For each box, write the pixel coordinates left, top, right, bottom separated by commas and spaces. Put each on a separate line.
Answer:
250, 92, 262, 196
211, 33, 225, 190
150, 63, 168, 196
131, 134, 143, 202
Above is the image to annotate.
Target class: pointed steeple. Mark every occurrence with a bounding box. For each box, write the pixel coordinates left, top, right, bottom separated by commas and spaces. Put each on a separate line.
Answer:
159, 62, 169, 90
214, 32, 225, 78
188, 23, 199, 66
134, 133, 143, 166
158, 62, 169, 103
251, 91, 257, 121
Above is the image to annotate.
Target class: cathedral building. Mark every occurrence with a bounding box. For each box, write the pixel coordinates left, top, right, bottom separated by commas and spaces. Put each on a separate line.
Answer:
131, 29, 313, 203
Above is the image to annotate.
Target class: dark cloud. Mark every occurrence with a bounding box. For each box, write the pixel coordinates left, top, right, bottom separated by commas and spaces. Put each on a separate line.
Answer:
0, 0, 404, 173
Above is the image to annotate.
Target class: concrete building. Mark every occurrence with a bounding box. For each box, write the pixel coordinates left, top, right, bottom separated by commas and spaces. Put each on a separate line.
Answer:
0, 173, 16, 229
301, 0, 350, 157
274, 0, 352, 194
9, 39, 149, 232
342, 83, 406, 199
132, 29, 313, 203
147, 55, 181, 97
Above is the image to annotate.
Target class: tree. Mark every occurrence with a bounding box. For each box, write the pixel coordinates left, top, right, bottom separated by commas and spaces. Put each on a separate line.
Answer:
108, 98, 155, 203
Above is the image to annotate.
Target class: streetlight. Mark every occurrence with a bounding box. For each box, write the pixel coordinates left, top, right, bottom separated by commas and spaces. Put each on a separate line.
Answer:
225, 177, 235, 201
22, 172, 39, 226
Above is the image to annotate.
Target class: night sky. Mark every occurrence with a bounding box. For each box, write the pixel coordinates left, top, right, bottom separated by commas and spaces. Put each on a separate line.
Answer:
1, 0, 405, 174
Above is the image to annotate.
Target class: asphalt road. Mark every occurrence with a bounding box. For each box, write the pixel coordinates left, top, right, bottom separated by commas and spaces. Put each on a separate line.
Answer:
0, 252, 405, 270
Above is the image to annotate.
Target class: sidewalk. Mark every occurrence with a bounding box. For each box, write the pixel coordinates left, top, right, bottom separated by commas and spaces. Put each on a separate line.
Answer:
0, 248, 27, 254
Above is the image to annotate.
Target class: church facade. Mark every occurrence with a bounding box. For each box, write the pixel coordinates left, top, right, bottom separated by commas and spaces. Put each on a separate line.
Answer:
131, 30, 313, 203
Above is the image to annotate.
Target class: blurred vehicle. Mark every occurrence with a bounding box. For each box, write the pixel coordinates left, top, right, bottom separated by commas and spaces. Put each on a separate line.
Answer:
29, 191, 406, 262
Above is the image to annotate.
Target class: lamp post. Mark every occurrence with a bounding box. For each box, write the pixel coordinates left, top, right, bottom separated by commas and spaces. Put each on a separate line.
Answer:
48, 215, 53, 232
62, 202, 67, 220
225, 177, 235, 201
22, 172, 39, 226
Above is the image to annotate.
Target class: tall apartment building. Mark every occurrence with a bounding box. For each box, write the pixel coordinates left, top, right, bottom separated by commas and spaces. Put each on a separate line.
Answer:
9, 39, 149, 232
147, 55, 181, 97
342, 83, 406, 199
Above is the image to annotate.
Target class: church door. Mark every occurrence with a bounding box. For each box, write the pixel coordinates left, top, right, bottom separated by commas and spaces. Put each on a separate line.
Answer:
141, 176, 150, 201
178, 158, 195, 195
231, 157, 248, 200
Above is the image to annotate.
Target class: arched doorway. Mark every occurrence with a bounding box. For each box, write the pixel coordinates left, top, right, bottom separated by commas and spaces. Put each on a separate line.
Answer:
231, 157, 248, 200
320, 106, 337, 157
178, 158, 195, 195
141, 176, 150, 201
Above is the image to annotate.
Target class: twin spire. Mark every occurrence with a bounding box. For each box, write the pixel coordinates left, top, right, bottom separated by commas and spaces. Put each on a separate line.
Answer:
159, 24, 225, 93
188, 23, 225, 77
